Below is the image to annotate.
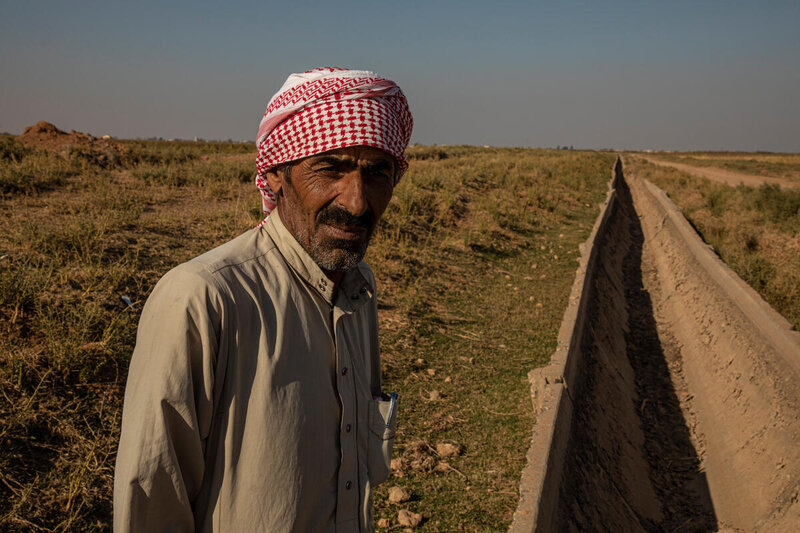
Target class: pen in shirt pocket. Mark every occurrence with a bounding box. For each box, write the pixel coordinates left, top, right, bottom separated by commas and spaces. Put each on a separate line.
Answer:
385, 392, 398, 428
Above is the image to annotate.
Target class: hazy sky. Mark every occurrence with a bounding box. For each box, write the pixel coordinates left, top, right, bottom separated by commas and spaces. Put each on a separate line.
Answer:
2, 1, 799, 151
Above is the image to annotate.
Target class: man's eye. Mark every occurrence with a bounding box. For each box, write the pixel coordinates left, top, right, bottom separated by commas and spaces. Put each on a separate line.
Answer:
368, 168, 392, 180
317, 166, 341, 174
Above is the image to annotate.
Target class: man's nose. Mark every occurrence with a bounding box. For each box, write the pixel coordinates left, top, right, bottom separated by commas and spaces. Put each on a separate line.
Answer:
337, 170, 368, 217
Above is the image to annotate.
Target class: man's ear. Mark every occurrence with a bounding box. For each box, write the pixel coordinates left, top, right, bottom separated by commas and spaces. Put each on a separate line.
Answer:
265, 167, 285, 195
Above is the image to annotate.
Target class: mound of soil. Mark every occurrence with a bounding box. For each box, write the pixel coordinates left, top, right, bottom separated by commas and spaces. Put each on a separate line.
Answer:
18, 121, 128, 166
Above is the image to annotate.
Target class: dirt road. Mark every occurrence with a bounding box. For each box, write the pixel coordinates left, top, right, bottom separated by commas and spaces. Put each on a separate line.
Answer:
638, 155, 799, 189
512, 160, 800, 532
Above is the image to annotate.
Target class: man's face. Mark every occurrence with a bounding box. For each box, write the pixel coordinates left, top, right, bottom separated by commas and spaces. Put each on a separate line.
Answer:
266, 145, 396, 275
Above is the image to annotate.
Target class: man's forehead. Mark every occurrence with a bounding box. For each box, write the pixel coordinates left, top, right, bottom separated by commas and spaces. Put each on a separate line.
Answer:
307, 146, 396, 166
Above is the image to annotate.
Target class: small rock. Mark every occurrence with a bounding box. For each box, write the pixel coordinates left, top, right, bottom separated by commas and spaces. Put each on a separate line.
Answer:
426, 368, 436, 376
377, 517, 390, 528
387, 486, 411, 503
397, 509, 422, 527
436, 442, 461, 457
415, 358, 425, 366
428, 390, 443, 401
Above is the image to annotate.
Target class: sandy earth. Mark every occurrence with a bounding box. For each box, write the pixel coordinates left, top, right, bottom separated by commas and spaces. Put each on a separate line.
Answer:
513, 161, 800, 532
638, 155, 799, 189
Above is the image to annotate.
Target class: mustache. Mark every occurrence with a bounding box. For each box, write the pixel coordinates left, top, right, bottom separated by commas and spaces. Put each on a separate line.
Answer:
316, 205, 374, 229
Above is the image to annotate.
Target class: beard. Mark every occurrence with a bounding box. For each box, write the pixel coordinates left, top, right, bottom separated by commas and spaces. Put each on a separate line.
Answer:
298, 205, 376, 272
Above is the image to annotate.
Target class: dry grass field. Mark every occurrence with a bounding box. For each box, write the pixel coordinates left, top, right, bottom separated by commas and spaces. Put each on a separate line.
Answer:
0, 132, 614, 531
625, 156, 800, 331
646, 151, 800, 182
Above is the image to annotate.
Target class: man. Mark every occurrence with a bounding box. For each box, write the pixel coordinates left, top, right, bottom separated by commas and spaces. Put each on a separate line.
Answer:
114, 68, 413, 532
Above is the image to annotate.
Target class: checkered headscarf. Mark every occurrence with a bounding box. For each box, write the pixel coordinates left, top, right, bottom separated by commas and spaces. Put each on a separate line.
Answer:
255, 67, 413, 223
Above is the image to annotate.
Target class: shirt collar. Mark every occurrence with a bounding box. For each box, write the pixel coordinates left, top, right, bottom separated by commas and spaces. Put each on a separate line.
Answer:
263, 211, 371, 309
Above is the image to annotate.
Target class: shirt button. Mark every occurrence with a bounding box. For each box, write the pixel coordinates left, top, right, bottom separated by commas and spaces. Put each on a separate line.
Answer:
346, 423, 352, 432
345, 481, 352, 489
360, 286, 367, 294
351, 293, 359, 300
341, 367, 348, 375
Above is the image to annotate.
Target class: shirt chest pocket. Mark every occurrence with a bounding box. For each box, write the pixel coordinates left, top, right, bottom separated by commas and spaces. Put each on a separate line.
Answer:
367, 395, 398, 486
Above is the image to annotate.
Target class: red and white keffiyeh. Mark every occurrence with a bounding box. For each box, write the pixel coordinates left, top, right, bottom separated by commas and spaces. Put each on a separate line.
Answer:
255, 67, 413, 223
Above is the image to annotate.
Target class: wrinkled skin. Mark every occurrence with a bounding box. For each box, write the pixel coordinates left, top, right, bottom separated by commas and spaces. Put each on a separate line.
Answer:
265, 145, 396, 284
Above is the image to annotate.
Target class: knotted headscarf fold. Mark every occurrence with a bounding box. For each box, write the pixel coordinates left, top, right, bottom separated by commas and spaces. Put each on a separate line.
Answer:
255, 67, 413, 224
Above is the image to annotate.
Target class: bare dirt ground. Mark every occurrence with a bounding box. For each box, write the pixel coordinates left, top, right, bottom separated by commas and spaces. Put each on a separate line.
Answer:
17, 120, 128, 165
515, 161, 800, 532
637, 155, 799, 189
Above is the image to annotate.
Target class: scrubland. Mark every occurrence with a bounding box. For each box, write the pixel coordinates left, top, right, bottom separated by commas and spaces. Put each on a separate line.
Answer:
626, 156, 800, 330
647, 151, 800, 182
0, 135, 614, 531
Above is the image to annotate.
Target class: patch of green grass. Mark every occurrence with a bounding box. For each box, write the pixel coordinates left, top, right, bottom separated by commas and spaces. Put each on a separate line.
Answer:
130, 157, 253, 189
749, 184, 800, 228
0, 148, 95, 195
0, 136, 30, 161
120, 139, 255, 166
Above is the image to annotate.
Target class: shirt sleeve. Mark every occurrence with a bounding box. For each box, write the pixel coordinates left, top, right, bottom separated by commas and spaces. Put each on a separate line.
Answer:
114, 264, 224, 532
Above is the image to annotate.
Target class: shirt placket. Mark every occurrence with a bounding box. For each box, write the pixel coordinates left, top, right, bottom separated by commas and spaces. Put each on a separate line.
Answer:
333, 305, 359, 525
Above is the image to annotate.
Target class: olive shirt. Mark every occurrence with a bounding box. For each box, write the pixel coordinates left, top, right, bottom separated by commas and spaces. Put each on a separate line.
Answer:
113, 211, 397, 532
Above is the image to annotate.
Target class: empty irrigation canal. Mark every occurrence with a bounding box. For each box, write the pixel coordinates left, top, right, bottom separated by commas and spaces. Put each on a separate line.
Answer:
512, 159, 800, 532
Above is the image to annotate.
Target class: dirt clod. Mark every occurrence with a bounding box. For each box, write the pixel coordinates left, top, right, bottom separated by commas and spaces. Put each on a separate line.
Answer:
397, 509, 423, 527
436, 442, 461, 457
387, 486, 411, 503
